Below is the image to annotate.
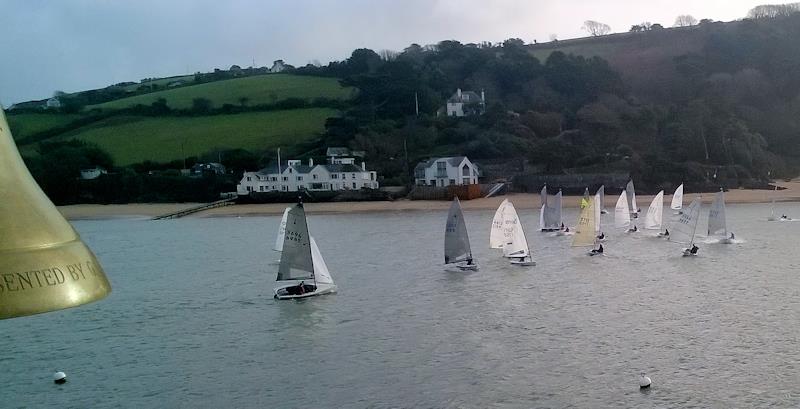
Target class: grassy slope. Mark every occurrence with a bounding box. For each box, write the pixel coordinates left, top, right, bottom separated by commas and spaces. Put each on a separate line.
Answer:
6, 113, 81, 140
52, 108, 337, 165
88, 74, 353, 110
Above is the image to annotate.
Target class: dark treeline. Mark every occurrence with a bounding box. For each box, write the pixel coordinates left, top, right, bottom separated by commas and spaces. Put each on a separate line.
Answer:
294, 15, 800, 191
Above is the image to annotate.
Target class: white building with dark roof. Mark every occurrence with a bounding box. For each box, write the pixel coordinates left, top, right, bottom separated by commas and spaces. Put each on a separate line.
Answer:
237, 157, 379, 195
414, 156, 480, 187
446, 88, 485, 117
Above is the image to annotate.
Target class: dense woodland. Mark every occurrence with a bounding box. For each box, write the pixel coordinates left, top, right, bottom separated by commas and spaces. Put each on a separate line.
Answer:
296, 13, 800, 191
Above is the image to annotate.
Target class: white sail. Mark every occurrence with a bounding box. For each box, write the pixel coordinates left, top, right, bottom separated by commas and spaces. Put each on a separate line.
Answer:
594, 192, 602, 232
597, 185, 607, 213
572, 197, 596, 247
626, 180, 638, 216
540, 187, 562, 230
644, 190, 664, 230
539, 204, 545, 231
277, 204, 315, 282
490, 199, 509, 248
707, 190, 727, 237
444, 198, 472, 264
554, 190, 563, 226
670, 184, 684, 210
669, 197, 701, 245
614, 190, 630, 229
273, 207, 290, 252
769, 185, 777, 220
502, 203, 530, 258
310, 237, 334, 285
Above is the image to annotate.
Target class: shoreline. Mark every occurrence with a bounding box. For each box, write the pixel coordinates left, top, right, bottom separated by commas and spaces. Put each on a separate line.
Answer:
58, 182, 800, 220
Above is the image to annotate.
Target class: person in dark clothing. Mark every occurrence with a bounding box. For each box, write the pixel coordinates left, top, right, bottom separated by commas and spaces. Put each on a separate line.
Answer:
690, 245, 699, 254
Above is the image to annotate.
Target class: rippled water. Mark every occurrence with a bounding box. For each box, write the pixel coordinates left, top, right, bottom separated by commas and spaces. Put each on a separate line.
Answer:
4, 202, 800, 408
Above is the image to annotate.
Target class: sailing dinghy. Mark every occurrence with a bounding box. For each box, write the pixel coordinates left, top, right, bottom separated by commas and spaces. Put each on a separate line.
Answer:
273, 207, 290, 252
503, 202, 536, 266
597, 185, 608, 214
668, 196, 702, 256
540, 185, 562, 232
573, 197, 603, 255
490, 199, 509, 249
594, 192, 605, 241
644, 190, 664, 233
708, 189, 734, 244
615, 190, 636, 232
626, 180, 640, 218
671, 184, 684, 215
445, 198, 478, 271
273, 203, 337, 299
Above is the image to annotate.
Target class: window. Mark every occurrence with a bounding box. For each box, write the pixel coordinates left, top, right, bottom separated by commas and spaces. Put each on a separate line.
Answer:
429, 180, 435, 186
246, 186, 253, 192
436, 161, 447, 178
260, 186, 265, 192
313, 174, 318, 180
449, 179, 455, 185
246, 177, 251, 181
282, 186, 288, 191
462, 178, 470, 185
288, 168, 292, 173
341, 173, 346, 179
331, 174, 338, 179
462, 165, 470, 176
351, 173, 356, 179
297, 176, 303, 181
271, 176, 277, 181
352, 182, 357, 189
282, 176, 288, 181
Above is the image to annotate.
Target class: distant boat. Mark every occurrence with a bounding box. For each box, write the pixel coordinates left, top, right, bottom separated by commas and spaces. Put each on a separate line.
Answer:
489, 198, 509, 249
768, 185, 777, 221
594, 191, 605, 240
644, 190, 664, 231
445, 198, 478, 271
273, 207, 290, 252
626, 180, 639, 218
597, 184, 608, 214
671, 183, 684, 214
539, 185, 562, 232
273, 203, 337, 299
580, 187, 590, 209
615, 190, 635, 232
573, 196, 602, 255
708, 189, 734, 244
669, 196, 702, 256
503, 202, 536, 266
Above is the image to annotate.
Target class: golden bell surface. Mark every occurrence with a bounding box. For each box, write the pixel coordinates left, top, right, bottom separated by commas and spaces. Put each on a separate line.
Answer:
0, 108, 110, 319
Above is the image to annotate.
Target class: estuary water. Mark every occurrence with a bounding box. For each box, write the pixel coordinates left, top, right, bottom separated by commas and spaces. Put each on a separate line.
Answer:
4, 202, 800, 408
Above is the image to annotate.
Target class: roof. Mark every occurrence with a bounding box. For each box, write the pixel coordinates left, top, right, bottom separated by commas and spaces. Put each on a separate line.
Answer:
326, 147, 351, 156
447, 90, 482, 104
414, 156, 471, 172
320, 164, 364, 173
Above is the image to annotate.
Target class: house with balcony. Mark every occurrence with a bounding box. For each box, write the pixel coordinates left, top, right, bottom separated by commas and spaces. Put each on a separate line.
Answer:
414, 156, 480, 187
237, 156, 379, 195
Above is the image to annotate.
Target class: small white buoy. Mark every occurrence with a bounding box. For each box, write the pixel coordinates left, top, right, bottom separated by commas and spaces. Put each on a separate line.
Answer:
639, 372, 651, 389
53, 371, 67, 385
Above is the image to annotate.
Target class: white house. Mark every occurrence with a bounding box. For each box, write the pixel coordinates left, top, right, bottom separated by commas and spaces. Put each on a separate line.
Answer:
414, 156, 480, 187
445, 88, 485, 117
45, 97, 61, 109
79, 167, 107, 180
270, 60, 287, 73
237, 157, 379, 195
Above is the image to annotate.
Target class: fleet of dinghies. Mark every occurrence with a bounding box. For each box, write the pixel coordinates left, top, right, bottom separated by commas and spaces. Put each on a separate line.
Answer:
270, 182, 747, 298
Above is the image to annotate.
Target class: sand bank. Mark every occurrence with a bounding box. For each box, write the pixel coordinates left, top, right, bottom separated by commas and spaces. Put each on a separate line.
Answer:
58, 181, 800, 220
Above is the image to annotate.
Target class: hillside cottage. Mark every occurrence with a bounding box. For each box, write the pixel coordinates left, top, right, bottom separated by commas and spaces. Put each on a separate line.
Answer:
237, 156, 379, 194
44, 97, 61, 109
445, 88, 485, 117
414, 156, 480, 187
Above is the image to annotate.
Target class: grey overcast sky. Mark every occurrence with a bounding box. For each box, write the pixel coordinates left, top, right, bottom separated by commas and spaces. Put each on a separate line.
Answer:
0, 0, 767, 105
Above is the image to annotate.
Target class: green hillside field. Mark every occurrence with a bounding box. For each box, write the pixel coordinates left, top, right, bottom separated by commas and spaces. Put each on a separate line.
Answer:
7, 113, 81, 140
87, 74, 353, 111
44, 108, 337, 165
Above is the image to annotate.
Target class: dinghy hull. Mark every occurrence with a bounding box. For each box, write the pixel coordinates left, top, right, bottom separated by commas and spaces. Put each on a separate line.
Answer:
274, 283, 337, 299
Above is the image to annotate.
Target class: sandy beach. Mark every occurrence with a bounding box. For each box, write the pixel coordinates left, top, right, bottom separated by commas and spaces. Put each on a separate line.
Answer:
57, 181, 800, 220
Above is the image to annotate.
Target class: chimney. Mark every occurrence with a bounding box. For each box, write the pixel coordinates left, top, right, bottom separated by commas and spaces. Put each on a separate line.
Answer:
457, 88, 462, 99
309, 158, 314, 167
481, 89, 485, 102
361, 162, 366, 171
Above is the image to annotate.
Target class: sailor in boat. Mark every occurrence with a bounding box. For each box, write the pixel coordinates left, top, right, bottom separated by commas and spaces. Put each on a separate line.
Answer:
564, 226, 570, 233
597, 232, 605, 240
466, 257, 474, 266
590, 244, 604, 255
628, 225, 638, 232
560, 222, 565, 230
729, 232, 735, 240
684, 244, 699, 255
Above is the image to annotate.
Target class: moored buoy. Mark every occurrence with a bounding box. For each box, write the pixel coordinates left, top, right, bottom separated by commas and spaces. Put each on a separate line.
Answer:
53, 371, 67, 385
639, 372, 651, 389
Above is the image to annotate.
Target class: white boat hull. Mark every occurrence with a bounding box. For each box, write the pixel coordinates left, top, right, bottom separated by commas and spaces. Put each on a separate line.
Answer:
274, 283, 337, 299
718, 238, 734, 244
682, 250, 697, 257
509, 259, 536, 266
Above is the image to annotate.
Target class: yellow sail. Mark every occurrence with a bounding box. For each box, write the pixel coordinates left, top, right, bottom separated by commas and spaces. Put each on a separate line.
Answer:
580, 198, 589, 209
572, 197, 596, 247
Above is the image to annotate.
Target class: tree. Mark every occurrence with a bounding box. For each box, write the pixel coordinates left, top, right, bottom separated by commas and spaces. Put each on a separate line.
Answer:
650, 23, 664, 30
748, 3, 800, 19
674, 14, 698, 27
191, 98, 212, 114
582, 20, 611, 36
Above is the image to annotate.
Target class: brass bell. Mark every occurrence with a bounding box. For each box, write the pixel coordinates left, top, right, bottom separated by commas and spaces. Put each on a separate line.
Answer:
0, 108, 111, 319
